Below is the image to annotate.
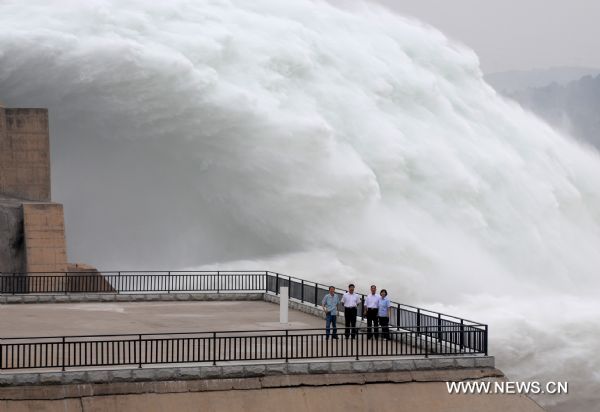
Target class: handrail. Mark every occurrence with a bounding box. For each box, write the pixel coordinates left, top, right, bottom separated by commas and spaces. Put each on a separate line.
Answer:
0, 326, 487, 370
264, 271, 486, 328
0, 325, 476, 341
0, 270, 487, 329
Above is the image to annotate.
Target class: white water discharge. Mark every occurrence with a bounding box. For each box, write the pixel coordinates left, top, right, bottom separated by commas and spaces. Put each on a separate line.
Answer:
1, 1, 599, 410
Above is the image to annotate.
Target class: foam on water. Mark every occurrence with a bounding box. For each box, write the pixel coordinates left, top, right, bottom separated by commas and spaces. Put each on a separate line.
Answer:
1, 1, 599, 409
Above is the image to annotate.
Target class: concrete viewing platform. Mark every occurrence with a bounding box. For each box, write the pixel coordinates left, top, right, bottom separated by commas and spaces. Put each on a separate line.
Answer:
0, 295, 485, 371
0, 272, 544, 412
0, 294, 544, 412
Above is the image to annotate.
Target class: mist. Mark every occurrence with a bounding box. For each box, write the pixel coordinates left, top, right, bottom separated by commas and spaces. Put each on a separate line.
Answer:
1, 1, 600, 410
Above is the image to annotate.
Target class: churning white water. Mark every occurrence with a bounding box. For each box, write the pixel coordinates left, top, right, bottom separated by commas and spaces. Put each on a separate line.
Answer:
1, 1, 599, 410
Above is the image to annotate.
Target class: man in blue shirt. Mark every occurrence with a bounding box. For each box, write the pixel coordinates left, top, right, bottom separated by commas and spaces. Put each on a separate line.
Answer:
322, 286, 340, 339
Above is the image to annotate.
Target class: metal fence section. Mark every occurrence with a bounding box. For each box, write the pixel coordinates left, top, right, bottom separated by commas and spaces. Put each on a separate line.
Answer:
0, 326, 487, 371
264, 272, 487, 355
0, 271, 267, 294
0, 270, 488, 361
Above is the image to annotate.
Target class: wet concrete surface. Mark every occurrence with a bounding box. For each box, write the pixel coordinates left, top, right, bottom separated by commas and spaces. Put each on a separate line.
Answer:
0, 301, 324, 338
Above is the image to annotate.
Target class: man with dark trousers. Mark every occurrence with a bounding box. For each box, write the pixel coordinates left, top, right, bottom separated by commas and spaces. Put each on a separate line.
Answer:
364, 284, 381, 339
341, 284, 361, 339
321, 286, 340, 340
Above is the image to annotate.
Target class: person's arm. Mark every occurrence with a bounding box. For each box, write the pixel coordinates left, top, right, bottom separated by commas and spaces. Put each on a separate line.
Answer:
322, 295, 328, 312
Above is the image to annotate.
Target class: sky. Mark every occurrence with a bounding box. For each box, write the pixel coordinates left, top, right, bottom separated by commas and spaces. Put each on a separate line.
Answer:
366, 0, 600, 74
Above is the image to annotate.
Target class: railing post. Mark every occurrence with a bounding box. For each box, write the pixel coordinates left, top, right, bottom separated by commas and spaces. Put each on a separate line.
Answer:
217, 271, 220, 294
167, 271, 171, 294
265, 272, 268, 294
12, 273, 15, 295
460, 319, 464, 353
300, 280, 304, 303
64, 272, 68, 295
416, 308, 421, 335
212, 332, 217, 366
314, 283, 318, 307
117, 271, 122, 294
355, 329, 359, 361
484, 325, 488, 356
61, 337, 66, 371
285, 330, 289, 363
138, 334, 142, 368
437, 313, 442, 349
275, 273, 279, 295
417, 326, 429, 358
396, 306, 401, 331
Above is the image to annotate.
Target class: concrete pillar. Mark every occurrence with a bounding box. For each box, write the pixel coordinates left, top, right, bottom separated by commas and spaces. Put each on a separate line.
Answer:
280, 286, 289, 324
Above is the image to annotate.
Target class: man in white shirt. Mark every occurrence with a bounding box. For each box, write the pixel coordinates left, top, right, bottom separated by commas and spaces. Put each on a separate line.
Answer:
341, 284, 361, 339
364, 284, 381, 340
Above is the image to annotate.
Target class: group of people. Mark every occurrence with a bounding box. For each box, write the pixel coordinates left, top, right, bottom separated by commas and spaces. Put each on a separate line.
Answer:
321, 284, 391, 340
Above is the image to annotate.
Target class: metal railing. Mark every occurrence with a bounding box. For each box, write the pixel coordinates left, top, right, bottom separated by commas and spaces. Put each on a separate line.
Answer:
0, 271, 267, 294
264, 272, 487, 356
0, 325, 487, 371
0, 270, 488, 363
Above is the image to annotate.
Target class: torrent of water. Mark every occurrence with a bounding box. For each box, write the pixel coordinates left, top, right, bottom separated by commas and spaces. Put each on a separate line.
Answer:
1, 1, 599, 410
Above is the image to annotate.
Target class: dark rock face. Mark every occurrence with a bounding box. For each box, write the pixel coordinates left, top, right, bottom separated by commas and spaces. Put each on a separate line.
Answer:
0, 198, 25, 274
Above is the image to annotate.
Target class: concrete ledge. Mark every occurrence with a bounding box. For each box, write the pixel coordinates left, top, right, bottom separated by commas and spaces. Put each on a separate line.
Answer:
0, 292, 265, 304
264, 294, 330, 320
0, 367, 504, 401
262, 293, 368, 327
0, 356, 495, 389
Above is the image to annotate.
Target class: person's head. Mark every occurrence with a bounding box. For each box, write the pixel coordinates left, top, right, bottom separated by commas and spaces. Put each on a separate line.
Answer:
370, 285, 377, 294
348, 284, 355, 293
380, 289, 387, 298
328, 286, 335, 295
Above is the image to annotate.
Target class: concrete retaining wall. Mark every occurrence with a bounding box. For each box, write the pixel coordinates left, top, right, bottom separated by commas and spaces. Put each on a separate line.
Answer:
0, 292, 343, 310
0, 378, 546, 412
263, 293, 367, 326
0, 356, 496, 388
0, 292, 265, 304
264, 293, 326, 318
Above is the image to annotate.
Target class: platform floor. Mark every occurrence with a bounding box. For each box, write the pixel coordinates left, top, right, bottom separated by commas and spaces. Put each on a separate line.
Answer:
0, 301, 327, 338
0, 300, 428, 372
